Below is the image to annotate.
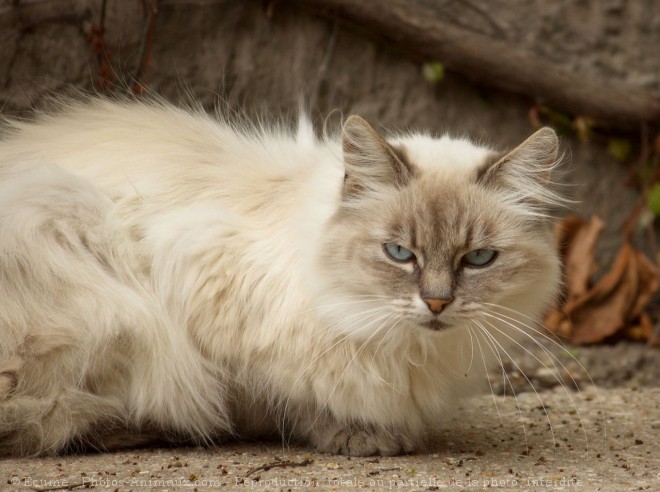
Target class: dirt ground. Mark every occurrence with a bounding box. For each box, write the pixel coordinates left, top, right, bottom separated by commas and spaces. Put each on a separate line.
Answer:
1, 343, 658, 491
491, 341, 660, 393
2, 383, 658, 491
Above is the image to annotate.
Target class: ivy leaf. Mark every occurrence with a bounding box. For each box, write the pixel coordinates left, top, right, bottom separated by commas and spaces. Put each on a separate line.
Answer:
422, 62, 445, 83
607, 138, 631, 163
648, 183, 660, 217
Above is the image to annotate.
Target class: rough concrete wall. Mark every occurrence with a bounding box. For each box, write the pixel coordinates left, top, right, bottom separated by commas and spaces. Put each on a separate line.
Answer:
448, 0, 660, 91
1, 0, 655, 263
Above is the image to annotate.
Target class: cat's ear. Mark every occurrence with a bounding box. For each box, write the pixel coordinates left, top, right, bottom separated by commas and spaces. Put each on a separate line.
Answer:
342, 115, 413, 199
476, 127, 562, 215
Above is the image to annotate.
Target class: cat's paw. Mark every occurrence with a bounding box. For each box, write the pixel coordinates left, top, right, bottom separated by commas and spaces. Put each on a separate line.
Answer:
313, 428, 413, 457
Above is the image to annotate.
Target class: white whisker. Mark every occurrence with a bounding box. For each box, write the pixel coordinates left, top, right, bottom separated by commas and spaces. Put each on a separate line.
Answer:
473, 320, 529, 453
479, 318, 558, 449
483, 302, 607, 447
481, 311, 590, 449
464, 324, 476, 377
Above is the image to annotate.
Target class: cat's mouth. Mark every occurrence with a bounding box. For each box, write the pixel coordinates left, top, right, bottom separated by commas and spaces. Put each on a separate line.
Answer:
421, 319, 450, 331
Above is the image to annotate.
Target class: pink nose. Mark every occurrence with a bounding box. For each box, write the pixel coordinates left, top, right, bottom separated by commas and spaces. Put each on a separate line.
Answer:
423, 297, 452, 314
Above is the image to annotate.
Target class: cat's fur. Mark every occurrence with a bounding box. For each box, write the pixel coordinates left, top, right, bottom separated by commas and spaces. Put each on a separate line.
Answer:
0, 99, 562, 456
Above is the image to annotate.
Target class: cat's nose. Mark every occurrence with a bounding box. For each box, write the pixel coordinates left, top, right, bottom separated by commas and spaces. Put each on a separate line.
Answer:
423, 297, 452, 314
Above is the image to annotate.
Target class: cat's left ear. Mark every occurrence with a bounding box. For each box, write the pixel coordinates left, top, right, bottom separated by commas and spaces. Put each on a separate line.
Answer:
475, 127, 562, 214
342, 115, 413, 199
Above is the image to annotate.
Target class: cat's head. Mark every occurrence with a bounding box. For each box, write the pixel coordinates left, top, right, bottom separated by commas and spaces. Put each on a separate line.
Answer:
317, 116, 563, 339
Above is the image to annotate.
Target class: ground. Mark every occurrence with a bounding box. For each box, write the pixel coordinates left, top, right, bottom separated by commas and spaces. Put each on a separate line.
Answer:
2, 382, 658, 491
2, 343, 659, 491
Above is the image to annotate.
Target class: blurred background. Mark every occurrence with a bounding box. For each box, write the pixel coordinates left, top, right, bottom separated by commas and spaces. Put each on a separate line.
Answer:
1, 0, 659, 388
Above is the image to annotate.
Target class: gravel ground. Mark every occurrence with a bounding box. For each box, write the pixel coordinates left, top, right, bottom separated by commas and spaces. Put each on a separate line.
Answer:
1, 382, 658, 491
488, 342, 660, 395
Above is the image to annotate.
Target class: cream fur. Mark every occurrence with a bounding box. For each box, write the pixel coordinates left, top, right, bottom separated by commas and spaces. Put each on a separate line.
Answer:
0, 100, 562, 456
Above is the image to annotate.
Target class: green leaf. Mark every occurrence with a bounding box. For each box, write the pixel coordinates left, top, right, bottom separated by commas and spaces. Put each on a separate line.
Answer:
607, 138, 631, 163
422, 62, 445, 83
647, 183, 660, 217
538, 106, 573, 129
564, 347, 581, 358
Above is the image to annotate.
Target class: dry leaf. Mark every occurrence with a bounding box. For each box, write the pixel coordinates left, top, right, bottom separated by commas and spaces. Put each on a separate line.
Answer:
545, 215, 659, 345
555, 215, 604, 299
630, 250, 660, 318
544, 309, 571, 339
626, 313, 654, 342
567, 241, 638, 344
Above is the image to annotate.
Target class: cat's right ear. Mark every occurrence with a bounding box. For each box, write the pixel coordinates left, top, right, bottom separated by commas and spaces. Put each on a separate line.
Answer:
342, 115, 413, 199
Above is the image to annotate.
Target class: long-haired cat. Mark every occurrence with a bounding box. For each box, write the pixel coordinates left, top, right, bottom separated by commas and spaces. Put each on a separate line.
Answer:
0, 99, 562, 456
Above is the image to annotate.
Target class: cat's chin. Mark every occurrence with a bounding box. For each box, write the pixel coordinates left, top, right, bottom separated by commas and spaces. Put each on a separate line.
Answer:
420, 319, 451, 331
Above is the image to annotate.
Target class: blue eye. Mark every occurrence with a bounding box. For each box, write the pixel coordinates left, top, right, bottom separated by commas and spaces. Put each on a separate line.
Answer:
462, 249, 497, 267
384, 243, 415, 262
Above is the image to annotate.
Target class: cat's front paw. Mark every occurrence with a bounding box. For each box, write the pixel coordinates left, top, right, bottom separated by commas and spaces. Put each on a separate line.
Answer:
312, 428, 413, 457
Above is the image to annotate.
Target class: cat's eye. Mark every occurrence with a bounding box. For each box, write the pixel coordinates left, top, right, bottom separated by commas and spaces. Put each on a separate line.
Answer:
384, 243, 416, 262
462, 249, 497, 268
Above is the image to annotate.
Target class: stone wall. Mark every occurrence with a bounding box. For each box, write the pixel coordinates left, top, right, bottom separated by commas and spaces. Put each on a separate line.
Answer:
2, 0, 657, 262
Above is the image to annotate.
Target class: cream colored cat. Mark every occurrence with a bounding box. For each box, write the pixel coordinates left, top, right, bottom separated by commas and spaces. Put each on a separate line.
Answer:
0, 99, 562, 456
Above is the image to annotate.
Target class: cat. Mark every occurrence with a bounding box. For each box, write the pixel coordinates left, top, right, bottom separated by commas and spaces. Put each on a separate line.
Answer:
0, 98, 562, 457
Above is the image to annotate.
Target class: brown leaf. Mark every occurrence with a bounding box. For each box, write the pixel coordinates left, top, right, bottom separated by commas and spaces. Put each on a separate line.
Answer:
567, 242, 637, 344
544, 309, 571, 339
630, 250, 660, 318
626, 313, 654, 342
649, 325, 660, 348
554, 215, 604, 299
545, 214, 660, 345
